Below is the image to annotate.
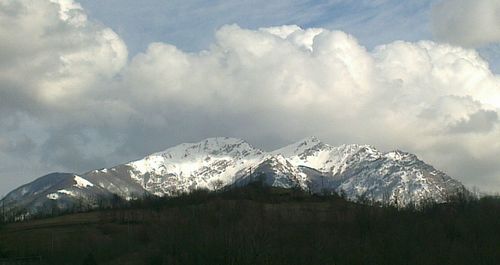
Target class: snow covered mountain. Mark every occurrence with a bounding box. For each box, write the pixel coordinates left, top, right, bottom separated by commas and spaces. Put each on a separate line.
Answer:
1, 173, 115, 218
125, 137, 266, 196
273, 137, 465, 206
1, 137, 466, 216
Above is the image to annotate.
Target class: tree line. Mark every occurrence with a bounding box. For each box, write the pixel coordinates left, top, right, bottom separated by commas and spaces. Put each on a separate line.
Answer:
0, 182, 499, 264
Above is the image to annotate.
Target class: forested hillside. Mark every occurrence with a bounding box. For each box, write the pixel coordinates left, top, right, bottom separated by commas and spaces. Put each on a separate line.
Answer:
0, 184, 499, 265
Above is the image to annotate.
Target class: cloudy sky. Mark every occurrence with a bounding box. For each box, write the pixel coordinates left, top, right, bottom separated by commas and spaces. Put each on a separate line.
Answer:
1, 0, 500, 195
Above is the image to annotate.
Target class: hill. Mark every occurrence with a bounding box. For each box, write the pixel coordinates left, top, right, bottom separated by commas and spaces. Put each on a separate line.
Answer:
0, 184, 499, 265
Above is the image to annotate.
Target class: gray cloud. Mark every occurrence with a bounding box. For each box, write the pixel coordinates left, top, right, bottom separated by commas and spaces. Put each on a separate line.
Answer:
449, 110, 499, 134
39, 130, 106, 173
432, 0, 500, 47
1, 0, 500, 196
1, 135, 36, 156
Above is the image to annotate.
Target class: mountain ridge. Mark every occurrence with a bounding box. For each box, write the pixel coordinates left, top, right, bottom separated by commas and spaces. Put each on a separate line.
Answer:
1, 137, 466, 217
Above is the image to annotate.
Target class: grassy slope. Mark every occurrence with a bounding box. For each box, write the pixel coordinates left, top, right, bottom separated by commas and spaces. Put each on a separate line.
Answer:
0, 185, 499, 265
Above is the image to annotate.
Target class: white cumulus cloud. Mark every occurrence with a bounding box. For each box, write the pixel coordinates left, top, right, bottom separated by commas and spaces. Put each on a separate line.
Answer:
1, 1, 500, 194
117, 25, 500, 191
0, 0, 127, 193
0, 0, 127, 111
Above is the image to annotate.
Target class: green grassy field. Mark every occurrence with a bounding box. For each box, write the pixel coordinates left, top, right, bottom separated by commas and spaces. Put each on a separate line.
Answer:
1, 185, 499, 265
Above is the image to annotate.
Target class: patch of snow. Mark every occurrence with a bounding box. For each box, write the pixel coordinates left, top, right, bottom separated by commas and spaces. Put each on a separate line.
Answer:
74, 175, 94, 188
58, 189, 76, 196
21, 187, 29, 196
47, 193, 59, 200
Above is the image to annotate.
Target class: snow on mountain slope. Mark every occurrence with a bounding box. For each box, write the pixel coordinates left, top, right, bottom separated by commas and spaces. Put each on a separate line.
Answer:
1, 136, 467, 217
84, 165, 149, 200
273, 136, 379, 175
274, 137, 465, 206
74, 175, 94, 188
1, 173, 114, 218
334, 149, 465, 206
125, 137, 266, 196
234, 154, 308, 189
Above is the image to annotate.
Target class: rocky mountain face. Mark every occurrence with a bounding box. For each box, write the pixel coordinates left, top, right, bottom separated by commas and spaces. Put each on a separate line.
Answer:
272, 137, 464, 205
1, 137, 466, 216
1, 173, 115, 219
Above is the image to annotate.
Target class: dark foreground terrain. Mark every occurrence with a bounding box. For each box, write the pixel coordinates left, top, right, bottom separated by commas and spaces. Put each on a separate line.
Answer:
0, 184, 499, 265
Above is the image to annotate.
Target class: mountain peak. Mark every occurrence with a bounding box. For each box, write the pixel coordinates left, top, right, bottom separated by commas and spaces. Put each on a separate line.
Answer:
297, 136, 322, 146
149, 137, 261, 159
2, 137, 466, 215
384, 150, 417, 161
272, 136, 326, 157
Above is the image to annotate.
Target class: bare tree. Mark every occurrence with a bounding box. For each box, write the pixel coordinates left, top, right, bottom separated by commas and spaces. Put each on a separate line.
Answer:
1, 197, 5, 223
209, 179, 224, 192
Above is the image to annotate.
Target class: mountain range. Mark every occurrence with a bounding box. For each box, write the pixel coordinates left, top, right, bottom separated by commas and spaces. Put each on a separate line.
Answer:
1, 137, 465, 217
